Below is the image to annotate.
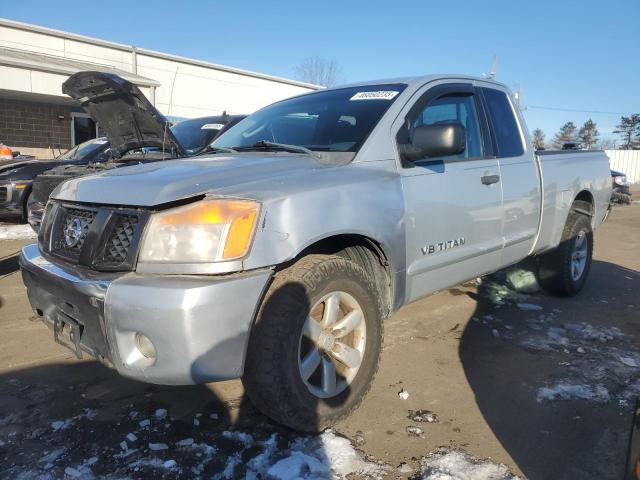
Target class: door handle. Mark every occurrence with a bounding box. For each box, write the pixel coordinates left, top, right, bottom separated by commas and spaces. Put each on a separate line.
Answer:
481, 174, 500, 185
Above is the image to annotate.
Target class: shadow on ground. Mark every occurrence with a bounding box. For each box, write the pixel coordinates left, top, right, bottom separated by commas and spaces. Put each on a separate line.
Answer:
459, 260, 640, 480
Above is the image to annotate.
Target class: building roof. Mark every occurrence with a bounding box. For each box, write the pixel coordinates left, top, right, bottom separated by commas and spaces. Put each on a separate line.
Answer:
0, 47, 161, 88
0, 18, 322, 90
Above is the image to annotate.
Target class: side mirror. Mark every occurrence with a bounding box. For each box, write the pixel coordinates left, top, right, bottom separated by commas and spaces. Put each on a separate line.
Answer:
401, 123, 466, 161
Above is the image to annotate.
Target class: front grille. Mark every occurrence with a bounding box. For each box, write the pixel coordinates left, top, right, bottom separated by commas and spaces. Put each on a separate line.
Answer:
100, 215, 138, 266
41, 202, 148, 272
52, 207, 97, 260
0, 186, 7, 203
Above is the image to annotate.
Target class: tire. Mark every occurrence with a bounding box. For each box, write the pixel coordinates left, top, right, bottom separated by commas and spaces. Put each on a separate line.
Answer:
242, 254, 383, 432
21, 190, 32, 223
537, 201, 593, 296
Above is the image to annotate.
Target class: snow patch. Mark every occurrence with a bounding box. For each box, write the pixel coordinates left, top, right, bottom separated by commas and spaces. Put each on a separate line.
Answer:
516, 303, 543, 311
537, 383, 610, 403
420, 449, 519, 479
0, 224, 37, 240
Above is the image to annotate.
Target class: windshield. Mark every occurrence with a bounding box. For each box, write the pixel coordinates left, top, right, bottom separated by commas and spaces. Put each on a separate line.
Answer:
171, 118, 226, 155
213, 84, 406, 153
58, 137, 109, 161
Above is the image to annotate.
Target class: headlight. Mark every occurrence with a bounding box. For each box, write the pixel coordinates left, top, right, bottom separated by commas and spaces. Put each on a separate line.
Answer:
139, 199, 260, 263
614, 176, 627, 186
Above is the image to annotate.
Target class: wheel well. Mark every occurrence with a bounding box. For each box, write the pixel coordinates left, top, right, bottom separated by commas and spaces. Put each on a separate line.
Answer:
572, 190, 594, 216
296, 234, 393, 318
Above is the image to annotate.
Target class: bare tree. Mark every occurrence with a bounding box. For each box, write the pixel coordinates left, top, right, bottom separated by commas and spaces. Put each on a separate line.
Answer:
552, 121, 578, 149
578, 119, 600, 149
294, 56, 343, 87
598, 137, 617, 150
531, 128, 546, 150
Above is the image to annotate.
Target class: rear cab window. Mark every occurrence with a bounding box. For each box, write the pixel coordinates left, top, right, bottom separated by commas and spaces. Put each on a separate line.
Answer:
480, 88, 524, 158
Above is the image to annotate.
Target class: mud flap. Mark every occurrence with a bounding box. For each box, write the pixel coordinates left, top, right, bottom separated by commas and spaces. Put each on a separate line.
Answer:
54, 313, 83, 359
626, 398, 640, 480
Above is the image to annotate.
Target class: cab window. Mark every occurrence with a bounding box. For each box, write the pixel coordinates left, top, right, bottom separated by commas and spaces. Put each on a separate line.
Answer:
409, 93, 483, 160
481, 88, 524, 157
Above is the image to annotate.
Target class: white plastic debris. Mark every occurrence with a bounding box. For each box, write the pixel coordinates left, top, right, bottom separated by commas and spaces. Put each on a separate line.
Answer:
398, 389, 410, 400
149, 442, 169, 451
209, 413, 219, 420
576, 347, 585, 354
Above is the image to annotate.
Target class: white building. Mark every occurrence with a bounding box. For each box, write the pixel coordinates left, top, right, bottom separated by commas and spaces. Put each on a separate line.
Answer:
0, 18, 319, 158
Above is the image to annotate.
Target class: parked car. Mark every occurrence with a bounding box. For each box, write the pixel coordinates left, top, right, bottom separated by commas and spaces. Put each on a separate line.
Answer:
0, 137, 111, 221
28, 71, 245, 231
611, 169, 631, 204
19, 74, 611, 431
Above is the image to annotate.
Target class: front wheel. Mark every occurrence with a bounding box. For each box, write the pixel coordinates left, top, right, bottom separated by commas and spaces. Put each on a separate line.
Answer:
242, 254, 383, 432
537, 205, 593, 296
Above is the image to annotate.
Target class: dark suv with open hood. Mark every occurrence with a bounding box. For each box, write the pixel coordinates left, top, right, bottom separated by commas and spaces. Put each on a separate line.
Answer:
28, 71, 244, 231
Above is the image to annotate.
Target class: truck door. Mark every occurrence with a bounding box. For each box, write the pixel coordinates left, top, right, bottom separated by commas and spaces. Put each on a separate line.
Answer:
396, 82, 503, 303
478, 86, 540, 266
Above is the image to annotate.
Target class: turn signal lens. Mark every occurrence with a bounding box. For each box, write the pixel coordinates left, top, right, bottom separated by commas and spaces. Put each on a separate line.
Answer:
139, 199, 260, 263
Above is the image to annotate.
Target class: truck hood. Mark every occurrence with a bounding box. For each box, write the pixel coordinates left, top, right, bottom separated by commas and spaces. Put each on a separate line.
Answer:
63, 71, 185, 157
52, 153, 342, 206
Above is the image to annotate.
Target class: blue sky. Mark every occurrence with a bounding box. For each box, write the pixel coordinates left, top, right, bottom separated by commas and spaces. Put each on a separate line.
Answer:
1, 0, 638, 145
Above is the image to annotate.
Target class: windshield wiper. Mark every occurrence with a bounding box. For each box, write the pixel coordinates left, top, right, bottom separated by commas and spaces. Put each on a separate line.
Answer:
234, 141, 321, 158
197, 145, 238, 156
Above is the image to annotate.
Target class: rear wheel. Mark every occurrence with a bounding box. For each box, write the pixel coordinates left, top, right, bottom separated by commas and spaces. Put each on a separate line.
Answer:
537, 202, 593, 296
242, 254, 383, 432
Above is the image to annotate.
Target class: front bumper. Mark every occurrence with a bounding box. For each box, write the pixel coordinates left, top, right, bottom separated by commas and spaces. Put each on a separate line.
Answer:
20, 243, 273, 385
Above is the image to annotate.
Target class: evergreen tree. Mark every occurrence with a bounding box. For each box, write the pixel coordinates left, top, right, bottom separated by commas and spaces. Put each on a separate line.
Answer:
578, 119, 600, 149
552, 122, 577, 149
613, 114, 640, 149
531, 129, 546, 150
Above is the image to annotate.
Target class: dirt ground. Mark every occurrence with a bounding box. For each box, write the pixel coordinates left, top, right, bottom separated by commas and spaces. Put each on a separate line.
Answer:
0, 191, 638, 479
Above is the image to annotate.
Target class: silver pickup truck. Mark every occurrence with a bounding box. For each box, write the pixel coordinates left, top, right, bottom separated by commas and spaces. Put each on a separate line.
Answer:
20, 74, 611, 431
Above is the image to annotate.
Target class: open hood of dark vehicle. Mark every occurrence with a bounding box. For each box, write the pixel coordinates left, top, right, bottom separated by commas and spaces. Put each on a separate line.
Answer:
63, 71, 186, 157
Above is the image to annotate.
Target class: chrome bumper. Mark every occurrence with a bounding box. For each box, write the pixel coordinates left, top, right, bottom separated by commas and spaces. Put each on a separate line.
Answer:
20, 243, 273, 385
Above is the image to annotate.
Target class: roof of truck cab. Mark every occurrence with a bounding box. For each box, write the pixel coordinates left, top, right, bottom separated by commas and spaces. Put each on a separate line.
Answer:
334, 74, 509, 90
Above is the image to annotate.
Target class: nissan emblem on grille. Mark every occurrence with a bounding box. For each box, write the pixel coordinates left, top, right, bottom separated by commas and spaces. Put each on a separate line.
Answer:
64, 218, 84, 248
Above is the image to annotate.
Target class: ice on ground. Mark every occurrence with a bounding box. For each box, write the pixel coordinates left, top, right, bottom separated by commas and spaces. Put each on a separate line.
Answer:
148, 442, 169, 451
138, 419, 150, 428
222, 430, 254, 448
154, 408, 167, 419
175, 437, 194, 447
537, 383, 610, 403
126, 433, 137, 442
517, 303, 543, 311
420, 449, 519, 480
39, 448, 66, 463
0, 224, 36, 240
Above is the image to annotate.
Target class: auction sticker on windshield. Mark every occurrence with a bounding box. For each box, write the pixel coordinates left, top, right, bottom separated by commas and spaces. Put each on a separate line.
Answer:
350, 91, 399, 101
201, 123, 225, 130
